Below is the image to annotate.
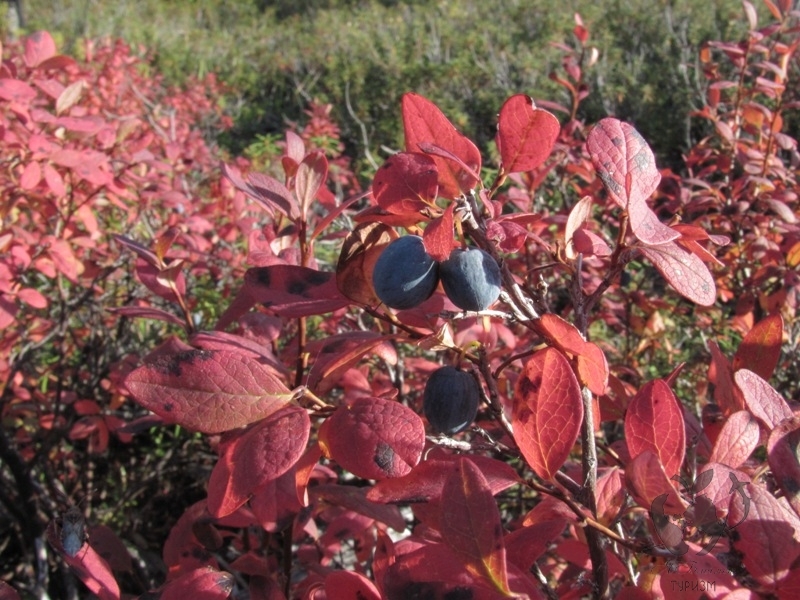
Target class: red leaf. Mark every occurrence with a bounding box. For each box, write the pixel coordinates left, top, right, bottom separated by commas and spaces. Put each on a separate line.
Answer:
595, 467, 626, 525
402, 93, 482, 198
767, 416, 800, 519
441, 458, 510, 594
221, 162, 299, 218
537, 314, 609, 395
46, 237, 80, 282
207, 404, 310, 518
160, 566, 234, 600
367, 452, 520, 504
124, 349, 293, 434
695, 462, 751, 520
639, 241, 716, 306
504, 519, 565, 572
24, 31, 57, 67
709, 340, 744, 415
512, 347, 583, 480
733, 314, 784, 380
305, 332, 397, 394
310, 484, 406, 532
319, 396, 425, 480
496, 94, 560, 174
20, 161, 41, 190
324, 571, 381, 600
46, 521, 120, 600
586, 118, 678, 245
735, 369, 793, 429
708, 410, 759, 469
216, 266, 350, 329
729, 482, 800, 588
422, 203, 456, 262
371, 151, 438, 215
417, 141, 481, 187
625, 451, 686, 513
624, 379, 685, 478
295, 150, 328, 219
0, 79, 37, 103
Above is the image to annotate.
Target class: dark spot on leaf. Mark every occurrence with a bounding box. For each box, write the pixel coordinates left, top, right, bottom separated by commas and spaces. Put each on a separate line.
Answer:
307, 270, 330, 286
519, 375, 542, 397
444, 588, 474, 600
356, 593, 367, 600
163, 403, 173, 412
611, 136, 623, 147
375, 441, 395, 474
392, 583, 436, 600
288, 280, 309, 296
253, 268, 271, 287
149, 349, 212, 376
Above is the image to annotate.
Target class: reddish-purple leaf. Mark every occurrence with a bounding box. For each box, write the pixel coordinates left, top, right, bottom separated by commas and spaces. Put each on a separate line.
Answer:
190, 331, 286, 376
0, 581, 21, 600
24, 31, 57, 67
695, 462, 751, 520
216, 265, 350, 329
422, 203, 456, 262
441, 458, 510, 594
371, 151, 438, 215
639, 241, 716, 306
159, 566, 234, 600
221, 162, 298, 218
729, 482, 800, 589
595, 467, 626, 525
735, 368, 793, 429
625, 451, 686, 513
324, 571, 381, 600
709, 340, 745, 416
417, 141, 481, 189
124, 349, 293, 434
19, 161, 41, 190
319, 396, 425, 480
367, 453, 520, 504
295, 150, 327, 219
207, 404, 310, 518
512, 347, 583, 481
625, 379, 685, 478
402, 93, 482, 199
504, 519, 565, 572
586, 118, 678, 245
0, 79, 37, 103
768, 416, 800, 518
496, 94, 560, 174
310, 484, 405, 532
708, 410, 760, 469
537, 314, 608, 395
733, 314, 784, 380
305, 331, 397, 394
250, 467, 303, 532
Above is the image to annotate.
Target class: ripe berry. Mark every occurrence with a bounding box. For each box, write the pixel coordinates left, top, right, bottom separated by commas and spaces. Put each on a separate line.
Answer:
439, 247, 502, 311
423, 366, 480, 435
372, 235, 439, 309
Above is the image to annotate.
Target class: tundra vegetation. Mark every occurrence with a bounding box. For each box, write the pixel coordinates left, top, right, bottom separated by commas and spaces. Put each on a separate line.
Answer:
1, 1, 800, 599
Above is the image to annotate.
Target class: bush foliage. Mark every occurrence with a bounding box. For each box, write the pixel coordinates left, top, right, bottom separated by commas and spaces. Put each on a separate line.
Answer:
1, 1, 800, 599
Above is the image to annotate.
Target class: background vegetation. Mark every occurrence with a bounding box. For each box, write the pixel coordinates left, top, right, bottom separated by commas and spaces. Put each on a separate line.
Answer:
22, 0, 751, 177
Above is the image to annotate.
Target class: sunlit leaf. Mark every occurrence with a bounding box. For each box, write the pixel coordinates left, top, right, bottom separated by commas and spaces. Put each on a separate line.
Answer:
496, 94, 560, 174
512, 347, 583, 480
